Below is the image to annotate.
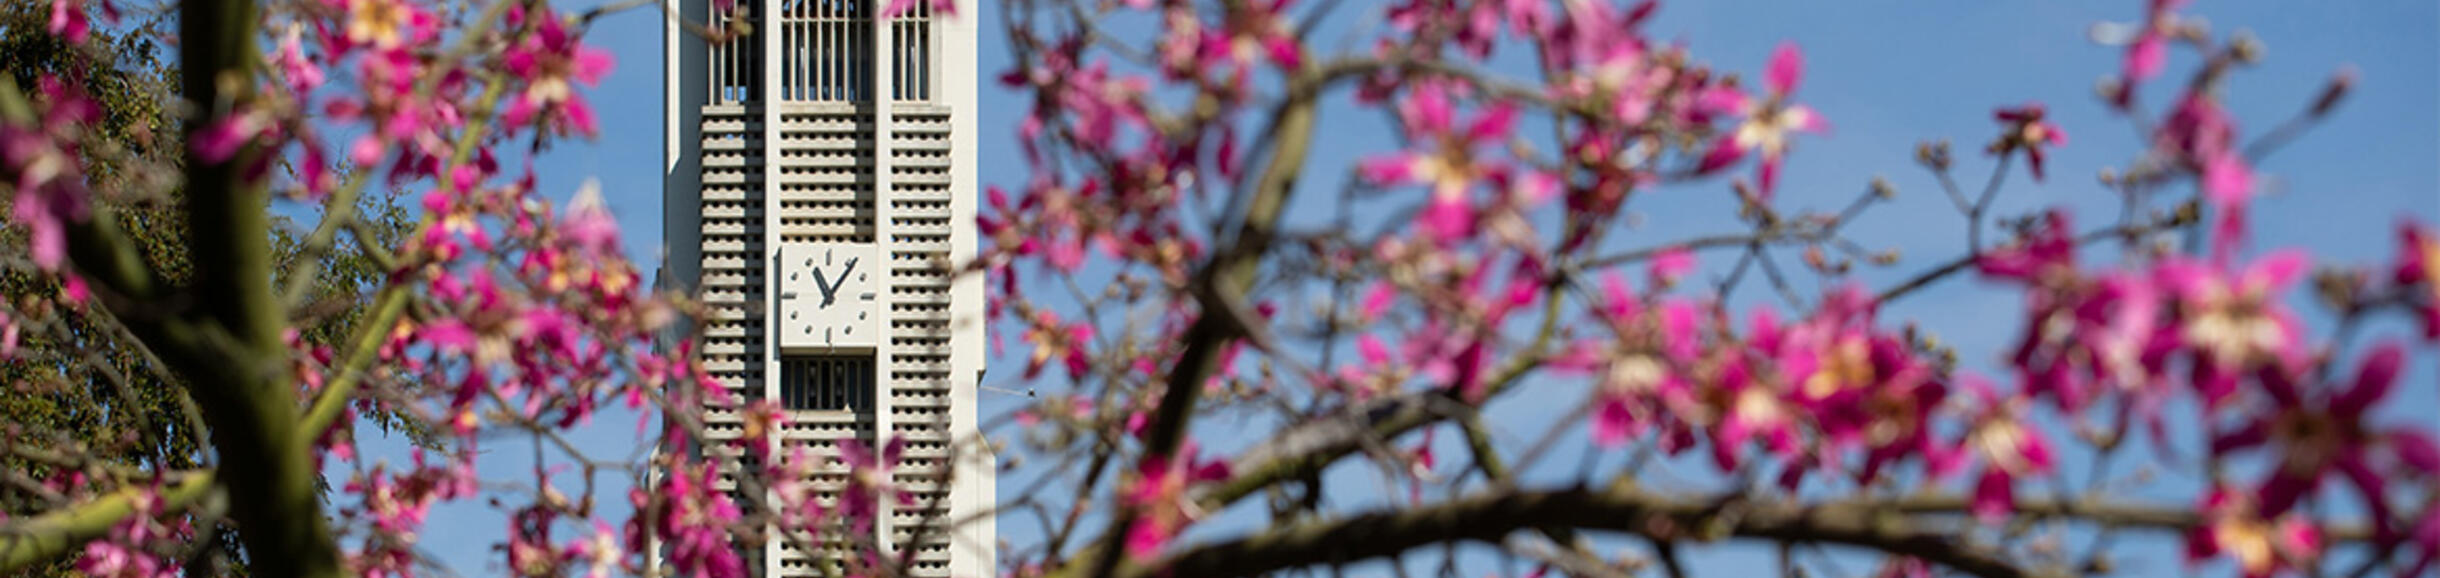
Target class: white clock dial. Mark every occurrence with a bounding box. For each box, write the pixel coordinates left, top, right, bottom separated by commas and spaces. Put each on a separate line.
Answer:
778, 242, 879, 349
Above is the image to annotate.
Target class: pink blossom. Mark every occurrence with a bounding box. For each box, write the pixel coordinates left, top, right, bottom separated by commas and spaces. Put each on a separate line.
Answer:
2407, 508, 2440, 577
1951, 379, 2055, 521
1124, 444, 1231, 559
1021, 310, 1095, 379
1195, 0, 1301, 74
627, 459, 744, 578
272, 24, 326, 96
1360, 281, 1397, 321
503, 9, 615, 138
1696, 43, 1827, 199
1990, 103, 2067, 182
2185, 487, 2319, 578
882, 0, 955, 17
1648, 247, 1695, 289
2212, 344, 2429, 524
0, 312, 17, 359
558, 182, 621, 255
192, 112, 267, 164
2156, 251, 2309, 405
2394, 222, 2440, 340
340, 0, 436, 51
49, 0, 88, 43
838, 437, 911, 535
1359, 82, 1518, 242
3, 77, 98, 270
77, 489, 181, 578
2117, 0, 2187, 107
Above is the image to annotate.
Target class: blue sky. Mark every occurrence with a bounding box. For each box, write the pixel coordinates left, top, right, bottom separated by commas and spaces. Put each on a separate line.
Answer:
366, 0, 2437, 574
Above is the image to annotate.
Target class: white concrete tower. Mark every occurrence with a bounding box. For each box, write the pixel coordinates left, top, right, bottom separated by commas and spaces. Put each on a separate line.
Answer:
661, 0, 992, 574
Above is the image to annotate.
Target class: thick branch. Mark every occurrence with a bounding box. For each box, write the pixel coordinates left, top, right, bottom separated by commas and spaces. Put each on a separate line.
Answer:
1147, 488, 2048, 578
178, 0, 341, 572
0, 473, 217, 571
1080, 65, 1321, 578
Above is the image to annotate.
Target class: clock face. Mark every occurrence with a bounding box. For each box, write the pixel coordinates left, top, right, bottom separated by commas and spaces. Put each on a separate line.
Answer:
779, 242, 879, 349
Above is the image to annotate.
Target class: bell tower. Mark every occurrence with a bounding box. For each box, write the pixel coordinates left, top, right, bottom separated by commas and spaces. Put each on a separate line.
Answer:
660, 0, 991, 573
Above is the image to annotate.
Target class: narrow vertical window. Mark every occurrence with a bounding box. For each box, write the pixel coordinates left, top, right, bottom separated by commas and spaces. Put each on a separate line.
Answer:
779, 355, 874, 411
707, 3, 762, 104
777, 0, 874, 102
890, 1, 931, 101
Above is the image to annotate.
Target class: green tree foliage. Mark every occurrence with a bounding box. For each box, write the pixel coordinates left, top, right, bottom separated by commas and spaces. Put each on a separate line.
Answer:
0, 2, 421, 573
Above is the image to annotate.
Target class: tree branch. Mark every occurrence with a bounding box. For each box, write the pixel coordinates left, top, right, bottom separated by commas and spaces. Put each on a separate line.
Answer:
175, 0, 342, 572
1141, 487, 2050, 578
0, 472, 217, 571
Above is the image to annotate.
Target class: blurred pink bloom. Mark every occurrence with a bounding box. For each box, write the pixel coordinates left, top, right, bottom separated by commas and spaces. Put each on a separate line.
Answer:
1697, 43, 1826, 199
2393, 222, 2440, 340
1991, 103, 2067, 182
503, 10, 615, 138
49, 0, 88, 43
2156, 251, 2309, 405
2213, 343, 2431, 524
1360, 82, 1518, 242
2117, 0, 2187, 107
883, 0, 955, 17
1125, 444, 1230, 559
2185, 487, 2319, 578
1951, 379, 2055, 521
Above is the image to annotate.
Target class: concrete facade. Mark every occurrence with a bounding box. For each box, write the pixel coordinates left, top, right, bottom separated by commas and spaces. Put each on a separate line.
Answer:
661, 0, 992, 573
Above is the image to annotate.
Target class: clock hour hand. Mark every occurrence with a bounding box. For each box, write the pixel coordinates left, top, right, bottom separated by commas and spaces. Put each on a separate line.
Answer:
811, 268, 837, 306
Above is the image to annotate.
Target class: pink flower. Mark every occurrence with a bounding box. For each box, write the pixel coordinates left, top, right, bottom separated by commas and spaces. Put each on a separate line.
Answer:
1021, 310, 1095, 379
77, 489, 181, 578
2406, 508, 2440, 577
838, 437, 911, 535
627, 458, 744, 578
1977, 212, 2173, 415
2212, 343, 2432, 524
272, 24, 327, 96
1976, 210, 2077, 281
503, 10, 615, 138
1696, 43, 1827, 200
2157, 95, 2255, 252
0, 312, 17, 359
1124, 444, 1230, 559
558, 182, 621, 255
1360, 82, 1518, 242
2117, 0, 2187, 107
341, 0, 436, 51
49, 0, 88, 43
1360, 281, 1397, 321
1648, 247, 1695, 289
737, 399, 784, 453
1951, 379, 2055, 521
192, 111, 268, 164
1195, 0, 1301, 73
882, 0, 954, 17
1990, 103, 2067, 182
2185, 487, 2319, 578
2156, 251, 2309, 405
3, 76, 99, 270
1701, 346, 1801, 471
2395, 222, 2440, 340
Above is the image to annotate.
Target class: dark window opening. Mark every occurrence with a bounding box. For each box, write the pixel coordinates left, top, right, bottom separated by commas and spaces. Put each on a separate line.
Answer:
781, 355, 875, 411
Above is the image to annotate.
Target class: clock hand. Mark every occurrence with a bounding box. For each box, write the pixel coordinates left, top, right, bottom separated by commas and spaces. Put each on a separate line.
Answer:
811, 268, 837, 306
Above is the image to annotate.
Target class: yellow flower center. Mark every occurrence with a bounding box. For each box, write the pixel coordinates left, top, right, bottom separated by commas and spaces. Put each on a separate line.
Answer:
349, 0, 411, 48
